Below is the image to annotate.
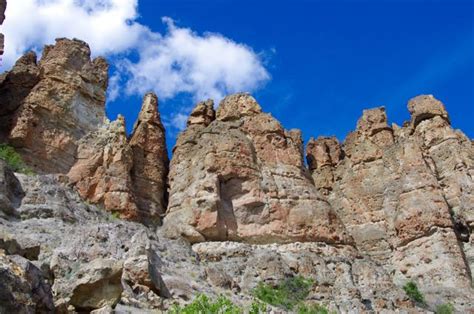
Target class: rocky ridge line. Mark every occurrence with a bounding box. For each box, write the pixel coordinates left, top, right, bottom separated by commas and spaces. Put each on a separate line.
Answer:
0, 38, 472, 312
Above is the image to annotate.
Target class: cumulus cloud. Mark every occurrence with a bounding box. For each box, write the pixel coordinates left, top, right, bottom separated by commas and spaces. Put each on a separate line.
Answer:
116, 18, 270, 102
2, 0, 271, 127
2, 0, 148, 67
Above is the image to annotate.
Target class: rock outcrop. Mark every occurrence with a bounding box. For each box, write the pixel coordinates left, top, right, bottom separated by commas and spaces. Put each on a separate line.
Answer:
67, 117, 138, 220
0, 160, 24, 217
306, 95, 474, 310
0, 172, 170, 312
0, 252, 55, 313
0, 41, 169, 223
6, 38, 108, 173
130, 93, 169, 224
0, 37, 473, 312
68, 93, 168, 223
164, 93, 351, 244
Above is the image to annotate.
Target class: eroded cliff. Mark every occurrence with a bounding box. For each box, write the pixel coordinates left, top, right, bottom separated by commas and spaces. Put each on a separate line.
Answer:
0, 38, 473, 313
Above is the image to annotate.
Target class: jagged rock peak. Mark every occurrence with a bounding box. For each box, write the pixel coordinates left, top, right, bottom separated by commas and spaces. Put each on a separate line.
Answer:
408, 94, 449, 127
13, 51, 38, 66
135, 92, 162, 125
4, 38, 109, 173
216, 92, 262, 121
306, 94, 473, 310
164, 92, 352, 245
356, 106, 392, 136
187, 99, 215, 126
130, 92, 169, 224
40, 38, 109, 90
67, 91, 168, 224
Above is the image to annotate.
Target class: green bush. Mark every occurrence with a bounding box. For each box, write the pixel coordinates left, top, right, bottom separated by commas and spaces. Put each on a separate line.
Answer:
169, 294, 242, 314
249, 300, 267, 314
0, 144, 33, 174
436, 303, 454, 314
403, 281, 424, 304
253, 276, 314, 310
297, 303, 330, 314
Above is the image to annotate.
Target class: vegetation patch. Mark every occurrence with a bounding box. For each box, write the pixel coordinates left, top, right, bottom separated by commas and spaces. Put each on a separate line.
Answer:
253, 275, 315, 310
436, 303, 454, 314
0, 144, 33, 174
403, 281, 425, 304
169, 294, 267, 314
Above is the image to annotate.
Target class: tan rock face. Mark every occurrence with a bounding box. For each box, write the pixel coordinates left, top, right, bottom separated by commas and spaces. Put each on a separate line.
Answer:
7, 38, 108, 173
0, 40, 168, 223
130, 93, 169, 223
308, 95, 473, 306
187, 99, 215, 126
306, 136, 342, 193
68, 116, 138, 220
68, 93, 168, 223
164, 93, 351, 244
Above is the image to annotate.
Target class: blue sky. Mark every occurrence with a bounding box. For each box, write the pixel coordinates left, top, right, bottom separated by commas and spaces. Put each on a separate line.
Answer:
111, 0, 473, 151
3, 0, 473, 154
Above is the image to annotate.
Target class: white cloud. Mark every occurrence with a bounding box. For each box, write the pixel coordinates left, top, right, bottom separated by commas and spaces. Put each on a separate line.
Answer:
2, 0, 148, 67
118, 17, 270, 103
2, 0, 271, 128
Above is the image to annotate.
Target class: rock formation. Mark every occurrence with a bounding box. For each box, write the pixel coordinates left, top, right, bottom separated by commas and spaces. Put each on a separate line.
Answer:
0, 37, 473, 312
0, 42, 168, 223
67, 116, 139, 220
306, 95, 474, 308
5, 38, 108, 173
67, 93, 168, 223
129, 93, 169, 224
164, 93, 351, 244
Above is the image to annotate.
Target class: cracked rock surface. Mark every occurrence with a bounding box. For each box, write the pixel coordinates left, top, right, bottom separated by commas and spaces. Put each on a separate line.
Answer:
0, 37, 473, 312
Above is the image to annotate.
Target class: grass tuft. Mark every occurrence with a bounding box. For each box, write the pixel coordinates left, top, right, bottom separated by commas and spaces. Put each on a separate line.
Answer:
403, 281, 424, 304
253, 275, 314, 310
0, 144, 34, 174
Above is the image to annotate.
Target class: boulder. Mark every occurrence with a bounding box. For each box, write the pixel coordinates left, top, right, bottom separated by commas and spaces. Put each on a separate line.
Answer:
0, 252, 55, 313
0, 159, 24, 216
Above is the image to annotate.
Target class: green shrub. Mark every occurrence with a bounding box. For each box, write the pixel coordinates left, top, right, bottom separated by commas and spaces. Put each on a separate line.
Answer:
111, 212, 120, 220
0, 144, 33, 174
297, 303, 330, 314
169, 294, 242, 314
436, 303, 454, 314
249, 300, 267, 314
403, 281, 424, 304
253, 276, 314, 310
